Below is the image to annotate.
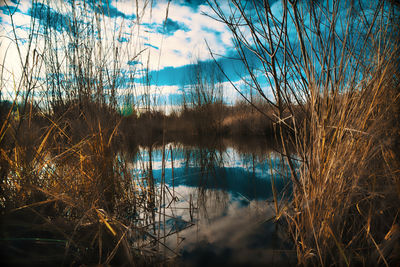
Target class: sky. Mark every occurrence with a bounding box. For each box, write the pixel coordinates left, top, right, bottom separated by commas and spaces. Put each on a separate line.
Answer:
0, 0, 255, 109
0, 0, 388, 111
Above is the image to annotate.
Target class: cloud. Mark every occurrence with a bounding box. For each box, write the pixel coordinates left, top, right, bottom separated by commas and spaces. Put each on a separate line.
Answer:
145, 46, 261, 88
0, 3, 21, 15
133, 1, 233, 71
93, 0, 135, 20
181, 0, 208, 10
28, 2, 71, 33
117, 36, 129, 42
63, 0, 135, 20
171, 200, 293, 266
157, 18, 190, 36
127, 60, 141, 66
144, 43, 159, 50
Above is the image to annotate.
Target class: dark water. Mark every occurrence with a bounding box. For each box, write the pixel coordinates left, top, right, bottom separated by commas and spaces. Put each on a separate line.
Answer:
129, 140, 296, 266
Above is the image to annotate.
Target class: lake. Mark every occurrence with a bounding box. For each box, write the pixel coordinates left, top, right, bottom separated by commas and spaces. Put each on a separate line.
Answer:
127, 139, 296, 266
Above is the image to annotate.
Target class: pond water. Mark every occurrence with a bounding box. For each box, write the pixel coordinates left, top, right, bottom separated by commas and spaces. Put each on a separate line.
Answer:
128, 140, 296, 266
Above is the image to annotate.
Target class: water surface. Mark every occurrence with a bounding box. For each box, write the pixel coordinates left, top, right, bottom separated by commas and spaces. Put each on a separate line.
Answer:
128, 140, 295, 265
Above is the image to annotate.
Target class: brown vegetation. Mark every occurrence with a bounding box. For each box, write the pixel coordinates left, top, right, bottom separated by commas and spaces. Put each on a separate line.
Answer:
286, 59, 400, 266
208, 0, 400, 265
2, 0, 400, 266
0, 101, 162, 265
0, 96, 283, 265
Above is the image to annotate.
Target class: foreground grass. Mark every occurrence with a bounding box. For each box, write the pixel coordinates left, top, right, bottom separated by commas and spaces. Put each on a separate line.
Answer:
1, 62, 399, 265
0, 102, 172, 265
0, 99, 282, 265
281, 54, 400, 266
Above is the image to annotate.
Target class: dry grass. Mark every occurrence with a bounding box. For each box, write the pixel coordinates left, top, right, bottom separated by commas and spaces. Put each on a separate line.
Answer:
0, 102, 175, 266
2, 0, 399, 265
204, 1, 400, 264
119, 101, 280, 147
284, 51, 400, 266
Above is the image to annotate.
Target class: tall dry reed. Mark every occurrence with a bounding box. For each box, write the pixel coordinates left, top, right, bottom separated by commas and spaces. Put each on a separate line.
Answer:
286, 56, 400, 266
208, 0, 400, 265
0, 101, 171, 265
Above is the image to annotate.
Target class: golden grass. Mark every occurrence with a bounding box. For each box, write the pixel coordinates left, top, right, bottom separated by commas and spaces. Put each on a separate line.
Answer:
0, 103, 172, 265
284, 51, 400, 266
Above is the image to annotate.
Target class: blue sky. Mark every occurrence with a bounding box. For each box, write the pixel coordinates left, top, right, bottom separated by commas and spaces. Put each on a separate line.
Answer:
0, 0, 387, 109
1, 0, 254, 108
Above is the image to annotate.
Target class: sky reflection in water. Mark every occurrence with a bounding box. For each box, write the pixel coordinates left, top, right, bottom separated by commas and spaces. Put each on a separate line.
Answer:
129, 142, 294, 266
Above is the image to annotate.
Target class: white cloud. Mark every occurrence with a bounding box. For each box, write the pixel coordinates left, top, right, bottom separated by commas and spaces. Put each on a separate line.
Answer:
133, 1, 233, 70
111, 0, 136, 18
0, 0, 236, 102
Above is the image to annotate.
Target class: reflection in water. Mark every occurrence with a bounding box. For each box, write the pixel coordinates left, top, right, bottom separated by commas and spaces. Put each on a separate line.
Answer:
128, 140, 294, 265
